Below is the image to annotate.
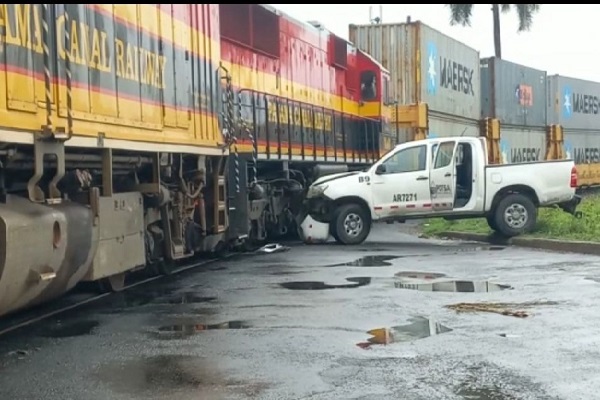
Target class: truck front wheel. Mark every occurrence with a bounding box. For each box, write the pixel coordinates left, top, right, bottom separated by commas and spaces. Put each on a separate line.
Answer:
332, 203, 371, 245
493, 193, 537, 237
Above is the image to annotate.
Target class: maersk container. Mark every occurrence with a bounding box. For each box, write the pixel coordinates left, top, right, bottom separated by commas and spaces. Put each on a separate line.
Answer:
349, 21, 481, 120
547, 74, 600, 130
480, 57, 547, 127
562, 130, 600, 186
428, 114, 479, 139
499, 126, 546, 164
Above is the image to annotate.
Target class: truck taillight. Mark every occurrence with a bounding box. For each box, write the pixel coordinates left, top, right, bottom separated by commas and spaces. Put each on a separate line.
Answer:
570, 166, 578, 188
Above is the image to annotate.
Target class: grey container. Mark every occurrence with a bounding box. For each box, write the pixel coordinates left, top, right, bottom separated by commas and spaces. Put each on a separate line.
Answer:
547, 74, 600, 130
480, 57, 547, 127
499, 126, 547, 164
349, 21, 481, 120
428, 114, 479, 139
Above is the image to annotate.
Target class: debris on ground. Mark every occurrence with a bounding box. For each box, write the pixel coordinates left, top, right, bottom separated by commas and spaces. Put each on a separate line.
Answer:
256, 243, 290, 254
445, 301, 558, 318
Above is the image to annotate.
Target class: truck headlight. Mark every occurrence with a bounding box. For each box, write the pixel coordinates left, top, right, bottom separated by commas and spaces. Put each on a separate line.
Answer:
306, 184, 328, 198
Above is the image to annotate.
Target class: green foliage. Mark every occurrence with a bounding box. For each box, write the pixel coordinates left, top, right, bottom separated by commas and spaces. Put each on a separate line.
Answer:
445, 4, 540, 32
423, 195, 600, 242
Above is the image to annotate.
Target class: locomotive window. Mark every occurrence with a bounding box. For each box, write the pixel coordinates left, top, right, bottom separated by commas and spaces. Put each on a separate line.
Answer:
360, 71, 377, 101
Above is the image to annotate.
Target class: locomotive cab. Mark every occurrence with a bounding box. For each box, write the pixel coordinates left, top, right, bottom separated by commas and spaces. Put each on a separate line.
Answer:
357, 51, 395, 157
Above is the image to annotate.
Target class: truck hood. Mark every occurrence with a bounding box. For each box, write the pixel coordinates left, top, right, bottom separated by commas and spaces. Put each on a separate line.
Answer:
312, 171, 359, 186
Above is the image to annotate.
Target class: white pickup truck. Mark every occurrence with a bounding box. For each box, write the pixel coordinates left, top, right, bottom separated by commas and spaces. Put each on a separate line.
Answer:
299, 136, 581, 245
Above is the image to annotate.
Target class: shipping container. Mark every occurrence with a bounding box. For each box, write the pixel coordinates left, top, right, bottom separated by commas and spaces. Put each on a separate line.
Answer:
480, 57, 547, 127
499, 126, 546, 164
349, 21, 481, 120
547, 74, 600, 130
563, 130, 600, 186
428, 114, 479, 139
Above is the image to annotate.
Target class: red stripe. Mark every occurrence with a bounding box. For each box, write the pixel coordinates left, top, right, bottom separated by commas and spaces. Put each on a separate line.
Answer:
423, 203, 432, 208
406, 204, 416, 208
390, 205, 399, 209
374, 207, 383, 211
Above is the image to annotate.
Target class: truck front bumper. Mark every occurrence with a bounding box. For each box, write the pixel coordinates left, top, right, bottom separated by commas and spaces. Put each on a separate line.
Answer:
557, 194, 583, 218
297, 214, 330, 244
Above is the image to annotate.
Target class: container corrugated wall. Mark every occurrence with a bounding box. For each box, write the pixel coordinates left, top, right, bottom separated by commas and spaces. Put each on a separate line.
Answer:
547, 74, 600, 130
349, 21, 481, 120
480, 57, 547, 127
499, 126, 547, 164
480, 57, 547, 164
547, 74, 600, 185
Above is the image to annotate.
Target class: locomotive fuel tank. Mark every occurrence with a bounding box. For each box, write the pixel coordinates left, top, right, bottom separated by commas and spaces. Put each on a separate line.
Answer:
0, 196, 97, 317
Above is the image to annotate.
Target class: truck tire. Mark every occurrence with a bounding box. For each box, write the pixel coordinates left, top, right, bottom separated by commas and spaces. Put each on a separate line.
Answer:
493, 193, 537, 237
332, 203, 371, 245
486, 215, 498, 231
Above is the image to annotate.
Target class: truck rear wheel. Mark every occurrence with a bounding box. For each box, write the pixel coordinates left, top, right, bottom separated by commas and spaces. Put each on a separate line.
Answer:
493, 193, 537, 237
332, 203, 371, 245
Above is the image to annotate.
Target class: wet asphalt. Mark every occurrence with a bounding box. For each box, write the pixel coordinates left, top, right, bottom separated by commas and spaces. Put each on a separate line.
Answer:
1, 224, 600, 400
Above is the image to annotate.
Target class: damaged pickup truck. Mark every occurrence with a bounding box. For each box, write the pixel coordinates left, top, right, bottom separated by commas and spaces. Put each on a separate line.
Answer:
299, 136, 582, 245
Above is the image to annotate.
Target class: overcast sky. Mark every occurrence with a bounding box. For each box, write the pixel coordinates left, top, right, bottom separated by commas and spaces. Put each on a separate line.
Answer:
269, 4, 598, 83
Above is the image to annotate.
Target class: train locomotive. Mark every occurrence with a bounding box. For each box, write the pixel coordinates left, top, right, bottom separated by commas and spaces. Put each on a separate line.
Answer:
0, 4, 394, 317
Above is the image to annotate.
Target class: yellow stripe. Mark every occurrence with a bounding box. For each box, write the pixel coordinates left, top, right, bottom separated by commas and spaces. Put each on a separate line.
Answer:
97, 4, 221, 62
1, 71, 222, 147
98, 5, 386, 119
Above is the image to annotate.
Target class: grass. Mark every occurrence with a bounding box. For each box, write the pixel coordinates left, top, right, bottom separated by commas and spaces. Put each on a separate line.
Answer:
422, 195, 600, 242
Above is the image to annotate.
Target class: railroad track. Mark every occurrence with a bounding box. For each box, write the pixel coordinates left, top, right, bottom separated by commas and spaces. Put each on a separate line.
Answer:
0, 252, 245, 338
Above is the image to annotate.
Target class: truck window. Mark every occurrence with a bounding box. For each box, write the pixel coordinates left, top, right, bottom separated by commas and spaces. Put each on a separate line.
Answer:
381, 145, 426, 174
434, 141, 456, 169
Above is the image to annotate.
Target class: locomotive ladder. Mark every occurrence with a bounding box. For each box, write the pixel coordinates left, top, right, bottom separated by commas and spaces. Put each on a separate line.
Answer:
28, 5, 74, 204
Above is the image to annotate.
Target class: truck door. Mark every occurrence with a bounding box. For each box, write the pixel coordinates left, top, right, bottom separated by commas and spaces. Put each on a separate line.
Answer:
430, 140, 458, 211
371, 143, 431, 217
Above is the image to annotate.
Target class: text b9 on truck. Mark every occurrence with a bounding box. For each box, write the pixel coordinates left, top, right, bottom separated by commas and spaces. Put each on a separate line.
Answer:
299, 136, 582, 245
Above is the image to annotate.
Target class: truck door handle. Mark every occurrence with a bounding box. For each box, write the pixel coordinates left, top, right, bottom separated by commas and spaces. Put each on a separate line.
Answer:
416, 176, 428, 181
444, 173, 451, 177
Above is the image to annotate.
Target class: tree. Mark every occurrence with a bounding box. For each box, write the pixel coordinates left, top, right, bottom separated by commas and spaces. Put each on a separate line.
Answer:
445, 4, 540, 59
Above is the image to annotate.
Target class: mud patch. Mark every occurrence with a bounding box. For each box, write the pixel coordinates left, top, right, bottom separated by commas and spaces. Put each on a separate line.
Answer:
357, 317, 451, 349
327, 255, 400, 267
39, 320, 99, 338
95, 355, 268, 397
280, 277, 371, 290
395, 279, 511, 293
394, 271, 446, 280
446, 301, 559, 318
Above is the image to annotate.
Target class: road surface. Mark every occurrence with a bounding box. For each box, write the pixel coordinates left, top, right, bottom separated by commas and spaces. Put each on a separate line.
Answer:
1, 224, 599, 400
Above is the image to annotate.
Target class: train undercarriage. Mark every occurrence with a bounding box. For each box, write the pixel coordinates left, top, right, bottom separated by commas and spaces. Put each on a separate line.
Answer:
0, 135, 370, 318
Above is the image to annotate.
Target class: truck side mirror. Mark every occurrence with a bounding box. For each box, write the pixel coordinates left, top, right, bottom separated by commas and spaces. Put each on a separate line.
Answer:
375, 164, 386, 175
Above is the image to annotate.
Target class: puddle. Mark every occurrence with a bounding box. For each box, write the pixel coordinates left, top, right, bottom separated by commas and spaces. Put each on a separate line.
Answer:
155, 293, 218, 305
327, 255, 400, 267
357, 317, 452, 349
155, 320, 250, 339
395, 279, 512, 292
280, 277, 371, 290
394, 271, 446, 280
39, 320, 99, 338
96, 355, 269, 397
455, 383, 514, 400
269, 271, 304, 276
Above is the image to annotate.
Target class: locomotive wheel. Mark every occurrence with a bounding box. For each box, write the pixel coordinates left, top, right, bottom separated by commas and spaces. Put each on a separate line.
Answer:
158, 258, 175, 275
97, 273, 126, 293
